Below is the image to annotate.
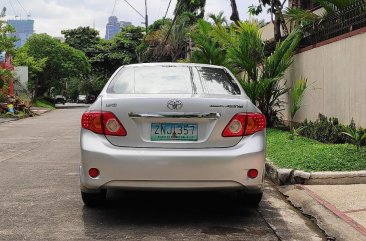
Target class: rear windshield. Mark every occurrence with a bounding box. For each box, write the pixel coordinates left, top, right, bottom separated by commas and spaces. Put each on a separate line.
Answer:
195, 67, 241, 95
107, 66, 241, 95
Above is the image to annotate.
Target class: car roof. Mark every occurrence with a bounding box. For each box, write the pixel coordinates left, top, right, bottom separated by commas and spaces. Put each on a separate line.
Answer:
122, 62, 225, 69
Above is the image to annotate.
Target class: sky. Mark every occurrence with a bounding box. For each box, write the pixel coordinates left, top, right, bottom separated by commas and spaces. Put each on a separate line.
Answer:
2, 0, 271, 38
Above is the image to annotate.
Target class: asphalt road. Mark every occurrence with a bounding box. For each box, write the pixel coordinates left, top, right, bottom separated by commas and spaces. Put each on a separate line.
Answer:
0, 108, 326, 241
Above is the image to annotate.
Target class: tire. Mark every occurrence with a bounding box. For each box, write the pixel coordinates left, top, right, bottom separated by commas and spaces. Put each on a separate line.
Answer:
81, 190, 107, 207
237, 191, 263, 207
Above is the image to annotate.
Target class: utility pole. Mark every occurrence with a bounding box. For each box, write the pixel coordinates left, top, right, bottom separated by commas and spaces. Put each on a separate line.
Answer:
145, 0, 148, 33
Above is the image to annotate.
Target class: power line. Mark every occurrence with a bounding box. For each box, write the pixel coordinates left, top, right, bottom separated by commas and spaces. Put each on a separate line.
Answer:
157, 0, 163, 17
15, 0, 29, 16
162, 0, 182, 46
120, 0, 144, 19
111, 0, 117, 15
7, 0, 17, 16
164, 0, 172, 19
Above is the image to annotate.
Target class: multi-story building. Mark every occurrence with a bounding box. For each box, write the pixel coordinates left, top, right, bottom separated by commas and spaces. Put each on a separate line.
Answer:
7, 19, 34, 48
120, 21, 132, 29
105, 16, 132, 40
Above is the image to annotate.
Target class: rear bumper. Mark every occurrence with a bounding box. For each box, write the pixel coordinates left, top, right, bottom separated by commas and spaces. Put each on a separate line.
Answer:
80, 129, 266, 192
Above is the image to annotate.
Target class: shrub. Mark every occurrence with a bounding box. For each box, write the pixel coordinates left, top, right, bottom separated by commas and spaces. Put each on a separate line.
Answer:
298, 114, 365, 146
342, 126, 366, 151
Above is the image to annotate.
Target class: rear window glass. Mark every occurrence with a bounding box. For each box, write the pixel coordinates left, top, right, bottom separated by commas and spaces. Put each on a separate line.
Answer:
196, 67, 241, 95
107, 66, 193, 94
107, 65, 241, 95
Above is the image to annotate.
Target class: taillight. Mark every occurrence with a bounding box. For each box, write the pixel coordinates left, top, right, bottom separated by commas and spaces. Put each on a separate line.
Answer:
222, 113, 266, 137
81, 111, 127, 136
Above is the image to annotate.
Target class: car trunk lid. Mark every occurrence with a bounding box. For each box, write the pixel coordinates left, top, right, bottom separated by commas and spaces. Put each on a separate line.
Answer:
101, 94, 251, 149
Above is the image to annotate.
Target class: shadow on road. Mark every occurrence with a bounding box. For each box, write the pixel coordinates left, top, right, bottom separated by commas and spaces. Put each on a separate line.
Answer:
81, 190, 268, 240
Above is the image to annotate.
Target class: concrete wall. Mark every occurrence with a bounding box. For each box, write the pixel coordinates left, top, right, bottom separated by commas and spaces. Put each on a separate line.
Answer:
261, 23, 275, 41
284, 31, 366, 127
13, 66, 29, 95
14, 66, 29, 88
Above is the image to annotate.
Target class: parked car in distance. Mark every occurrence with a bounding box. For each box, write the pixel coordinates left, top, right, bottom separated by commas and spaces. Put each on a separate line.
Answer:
80, 63, 266, 207
54, 95, 66, 105
86, 95, 96, 104
77, 95, 86, 103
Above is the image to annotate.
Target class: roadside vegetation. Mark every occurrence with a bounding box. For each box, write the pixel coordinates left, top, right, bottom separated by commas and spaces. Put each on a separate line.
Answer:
267, 128, 366, 172
33, 98, 55, 110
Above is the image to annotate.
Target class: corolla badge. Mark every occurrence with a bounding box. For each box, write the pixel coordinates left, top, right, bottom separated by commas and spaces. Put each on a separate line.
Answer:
167, 100, 183, 110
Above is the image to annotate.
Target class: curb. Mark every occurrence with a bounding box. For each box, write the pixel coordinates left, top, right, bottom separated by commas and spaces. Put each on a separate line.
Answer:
265, 160, 366, 185
279, 185, 366, 240
29, 108, 53, 116
0, 118, 18, 124
0, 108, 52, 125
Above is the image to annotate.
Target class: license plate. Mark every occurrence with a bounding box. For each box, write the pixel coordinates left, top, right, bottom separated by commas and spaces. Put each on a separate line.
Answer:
151, 123, 198, 141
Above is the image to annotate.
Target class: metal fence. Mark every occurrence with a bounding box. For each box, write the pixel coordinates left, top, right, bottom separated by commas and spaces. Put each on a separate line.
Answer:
264, 1, 366, 54
299, 1, 366, 48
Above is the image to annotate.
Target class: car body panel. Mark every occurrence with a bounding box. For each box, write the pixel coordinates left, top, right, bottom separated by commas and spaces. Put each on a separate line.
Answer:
80, 129, 265, 192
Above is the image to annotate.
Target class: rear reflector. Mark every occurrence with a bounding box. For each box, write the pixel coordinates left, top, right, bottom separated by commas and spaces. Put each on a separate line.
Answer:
81, 111, 127, 136
222, 113, 266, 137
247, 169, 258, 179
88, 168, 100, 178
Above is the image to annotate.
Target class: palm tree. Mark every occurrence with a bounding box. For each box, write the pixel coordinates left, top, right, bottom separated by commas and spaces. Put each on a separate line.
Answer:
207, 12, 228, 26
144, 16, 190, 62
190, 20, 226, 65
213, 21, 301, 125
174, 0, 206, 22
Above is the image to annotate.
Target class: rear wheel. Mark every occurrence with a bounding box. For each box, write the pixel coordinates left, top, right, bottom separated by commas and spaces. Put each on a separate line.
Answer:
237, 191, 263, 207
81, 190, 107, 207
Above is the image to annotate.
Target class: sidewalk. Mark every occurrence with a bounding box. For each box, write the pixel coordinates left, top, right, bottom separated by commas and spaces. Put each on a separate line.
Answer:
280, 184, 366, 241
29, 106, 53, 115
0, 117, 17, 124
0, 107, 52, 125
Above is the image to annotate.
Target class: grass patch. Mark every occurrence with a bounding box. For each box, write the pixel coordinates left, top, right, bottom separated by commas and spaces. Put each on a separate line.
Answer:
33, 99, 55, 109
266, 128, 366, 172
0, 111, 31, 119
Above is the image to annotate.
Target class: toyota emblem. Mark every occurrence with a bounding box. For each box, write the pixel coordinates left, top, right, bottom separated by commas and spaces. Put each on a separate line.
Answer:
167, 100, 183, 110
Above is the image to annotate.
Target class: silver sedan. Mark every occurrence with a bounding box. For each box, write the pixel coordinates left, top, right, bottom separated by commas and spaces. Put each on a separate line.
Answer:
80, 63, 266, 207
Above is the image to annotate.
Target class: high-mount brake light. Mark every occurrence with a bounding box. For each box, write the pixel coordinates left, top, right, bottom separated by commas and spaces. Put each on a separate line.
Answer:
222, 113, 266, 137
81, 111, 127, 136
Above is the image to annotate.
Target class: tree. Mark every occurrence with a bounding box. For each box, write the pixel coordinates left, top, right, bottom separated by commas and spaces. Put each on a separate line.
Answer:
190, 20, 226, 65
208, 12, 228, 26
19, 34, 90, 99
61, 27, 100, 57
0, 7, 17, 90
229, 0, 240, 22
12, 50, 47, 98
148, 18, 172, 32
249, 0, 289, 42
174, 0, 206, 22
91, 26, 144, 74
213, 21, 301, 125
144, 16, 190, 62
